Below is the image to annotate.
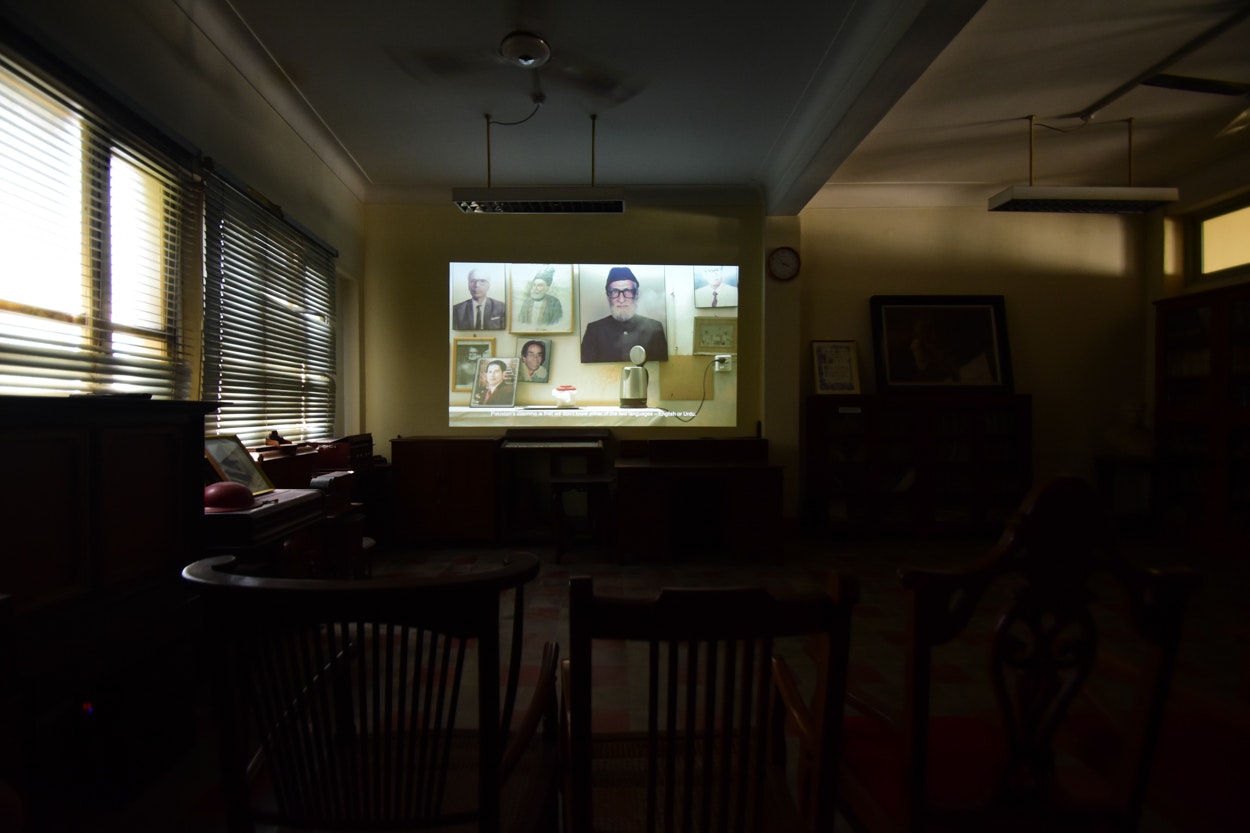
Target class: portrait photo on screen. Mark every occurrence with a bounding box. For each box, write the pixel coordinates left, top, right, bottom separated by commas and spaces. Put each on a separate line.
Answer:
510, 264, 574, 333
450, 263, 507, 331
516, 337, 552, 383
579, 264, 669, 364
451, 337, 495, 391
693, 265, 739, 309
470, 357, 519, 407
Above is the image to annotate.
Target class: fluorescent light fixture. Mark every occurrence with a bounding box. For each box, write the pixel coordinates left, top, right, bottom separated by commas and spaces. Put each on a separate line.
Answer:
452, 187, 625, 214
988, 185, 1178, 214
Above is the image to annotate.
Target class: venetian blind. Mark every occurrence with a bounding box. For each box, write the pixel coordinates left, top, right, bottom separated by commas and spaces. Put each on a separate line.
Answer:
0, 40, 195, 398
201, 170, 337, 446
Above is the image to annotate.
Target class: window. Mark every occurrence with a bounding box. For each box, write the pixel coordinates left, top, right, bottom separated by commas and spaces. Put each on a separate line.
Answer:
201, 171, 337, 446
0, 45, 194, 397
1193, 196, 1250, 283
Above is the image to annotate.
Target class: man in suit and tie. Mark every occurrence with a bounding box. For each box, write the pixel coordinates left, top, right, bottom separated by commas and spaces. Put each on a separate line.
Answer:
471, 359, 516, 407
452, 268, 506, 330
693, 266, 738, 308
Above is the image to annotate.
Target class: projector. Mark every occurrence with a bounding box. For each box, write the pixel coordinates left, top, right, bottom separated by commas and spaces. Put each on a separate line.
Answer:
452, 187, 625, 214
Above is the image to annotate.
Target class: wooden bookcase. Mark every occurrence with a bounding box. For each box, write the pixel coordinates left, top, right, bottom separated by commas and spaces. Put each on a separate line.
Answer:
803, 393, 1032, 536
1153, 282, 1250, 549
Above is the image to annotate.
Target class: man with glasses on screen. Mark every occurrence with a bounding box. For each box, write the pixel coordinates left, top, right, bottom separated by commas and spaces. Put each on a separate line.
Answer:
580, 267, 669, 363
452, 268, 506, 330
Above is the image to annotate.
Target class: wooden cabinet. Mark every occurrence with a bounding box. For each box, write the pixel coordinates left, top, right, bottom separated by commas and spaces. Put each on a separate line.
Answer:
0, 396, 215, 810
1154, 282, 1250, 548
390, 437, 500, 544
803, 393, 1031, 536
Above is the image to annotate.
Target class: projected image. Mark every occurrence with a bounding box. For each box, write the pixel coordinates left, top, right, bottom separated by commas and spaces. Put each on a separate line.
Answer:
451, 263, 507, 331
510, 264, 573, 333
694, 265, 739, 309
448, 262, 739, 428
470, 357, 518, 407
517, 338, 551, 382
579, 265, 669, 363
451, 338, 495, 391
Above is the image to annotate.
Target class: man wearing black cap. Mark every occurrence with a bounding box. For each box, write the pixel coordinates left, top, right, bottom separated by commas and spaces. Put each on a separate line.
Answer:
580, 267, 669, 363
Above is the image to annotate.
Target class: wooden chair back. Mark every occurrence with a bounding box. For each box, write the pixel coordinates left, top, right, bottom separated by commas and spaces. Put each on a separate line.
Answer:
182, 552, 557, 833
564, 571, 858, 833
839, 475, 1199, 833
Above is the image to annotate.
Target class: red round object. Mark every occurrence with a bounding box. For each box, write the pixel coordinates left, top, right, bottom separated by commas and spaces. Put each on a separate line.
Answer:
204, 481, 254, 513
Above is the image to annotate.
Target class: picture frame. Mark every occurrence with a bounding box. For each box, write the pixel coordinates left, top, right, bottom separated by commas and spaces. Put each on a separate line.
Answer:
693, 264, 740, 309
449, 263, 507, 332
812, 340, 861, 394
516, 336, 552, 383
869, 295, 1013, 392
693, 316, 738, 354
469, 356, 519, 408
578, 264, 670, 363
205, 434, 275, 496
451, 337, 495, 391
509, 263, 575, 334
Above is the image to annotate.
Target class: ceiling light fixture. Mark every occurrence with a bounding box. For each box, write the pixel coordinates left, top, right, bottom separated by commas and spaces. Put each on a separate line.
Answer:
454, 113, 625, 214
988, 116, 1177, 214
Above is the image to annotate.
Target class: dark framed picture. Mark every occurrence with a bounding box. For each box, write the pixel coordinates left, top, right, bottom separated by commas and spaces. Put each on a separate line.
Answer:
470, 357, 519, 407
812, 340, 861, 394
869, 295, 1013, 392
205, 434, 275, 496
451, 337, 495, 391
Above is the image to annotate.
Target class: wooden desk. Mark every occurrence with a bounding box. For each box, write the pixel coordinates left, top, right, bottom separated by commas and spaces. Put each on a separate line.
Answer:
499, 429, 612, 548
613, 458, 783, 561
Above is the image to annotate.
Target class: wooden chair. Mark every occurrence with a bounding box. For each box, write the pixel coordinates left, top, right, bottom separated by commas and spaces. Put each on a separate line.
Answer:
181, 552, 559, 833
562, 571, 859, 833
823, 475, 1198, 833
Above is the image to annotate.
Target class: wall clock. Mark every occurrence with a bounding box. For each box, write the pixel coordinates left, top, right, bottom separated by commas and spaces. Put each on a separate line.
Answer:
767, 246, 800, 281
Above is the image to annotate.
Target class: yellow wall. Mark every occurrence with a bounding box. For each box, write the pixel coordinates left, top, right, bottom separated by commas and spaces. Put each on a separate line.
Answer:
362, 201, 765, 446
797, 202, 1152, 481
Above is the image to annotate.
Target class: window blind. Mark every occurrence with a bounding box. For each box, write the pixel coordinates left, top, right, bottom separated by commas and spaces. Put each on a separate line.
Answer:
201, 171, 337, 446
0, 44, 195, 398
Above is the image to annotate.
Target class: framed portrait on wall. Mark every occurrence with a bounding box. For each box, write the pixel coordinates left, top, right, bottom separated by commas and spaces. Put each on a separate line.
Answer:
812, 340, 861, 394
869, 295, 1013, 392
516, 337, 552, 383
451, 337, 495, 391
509, 263, 574, 333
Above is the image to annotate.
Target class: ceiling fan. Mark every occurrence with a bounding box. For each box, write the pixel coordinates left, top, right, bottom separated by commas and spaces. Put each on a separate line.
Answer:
390, 12, 642, 112
1140, 72, 1250, 137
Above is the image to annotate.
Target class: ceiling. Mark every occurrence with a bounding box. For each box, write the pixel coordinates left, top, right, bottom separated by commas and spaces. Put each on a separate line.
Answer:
179, 0, 1250, 214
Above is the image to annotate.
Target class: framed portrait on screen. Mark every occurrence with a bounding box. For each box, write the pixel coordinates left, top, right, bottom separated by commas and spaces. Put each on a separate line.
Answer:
451, 338, 495, 391
509, 264, 574, 333
450, 263, 507, 332
693, 265, 739, 309
470, 357, 519, 408
516, 337, 552, 383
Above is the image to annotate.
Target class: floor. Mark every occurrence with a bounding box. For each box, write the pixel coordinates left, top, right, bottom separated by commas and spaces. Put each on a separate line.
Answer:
23, 526, 1247, 832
